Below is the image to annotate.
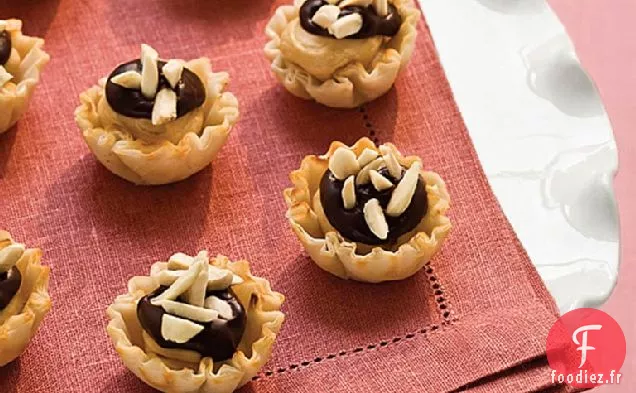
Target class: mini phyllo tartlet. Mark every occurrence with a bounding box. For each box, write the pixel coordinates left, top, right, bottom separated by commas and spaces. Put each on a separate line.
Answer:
265, 0, 419, 108
107, 251, 285, 393
284, 138, 451, 283
75, 44, 239, 185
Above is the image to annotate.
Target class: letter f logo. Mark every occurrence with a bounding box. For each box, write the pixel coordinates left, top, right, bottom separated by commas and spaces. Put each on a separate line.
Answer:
572, 324, 603, 368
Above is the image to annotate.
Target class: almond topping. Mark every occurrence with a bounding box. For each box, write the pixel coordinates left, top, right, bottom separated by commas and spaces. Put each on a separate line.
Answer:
151, 88, 177, 126
329, 147, 360, 180
356, 157, 385, 185
162, 59, 184, 89
167, 252, 195, 270
339, 0, 373, 7
312, 5, 341, 29
158, 300, 219, 323
328, 13, 363, 39
382, 152, 402, 180
231, 274, 244, 286
369, 170, 393, 191
204, 296, 234, 320
373, 0, 388, 16
140, 44, 159, 99
387, 161, 422, 217
0, 243, 25, 273
152, 258, 205, 304
357, 148, 379, 167
161, 314, 204, 344
342, 175, 356, 209
0, 66, 12, 87
206, 266, 234, 290
363, 198, 388, 240
185, 266, 208, 307
110, 70, 142, 89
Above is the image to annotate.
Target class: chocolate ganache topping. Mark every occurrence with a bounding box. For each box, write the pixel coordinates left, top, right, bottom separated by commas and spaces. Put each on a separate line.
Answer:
319, 146, 428, 245
105, 59, 205, 120
0, 267, 21, 311
300, 0, 402, 39
138, 286, 246, 361
0, 30, 11, 66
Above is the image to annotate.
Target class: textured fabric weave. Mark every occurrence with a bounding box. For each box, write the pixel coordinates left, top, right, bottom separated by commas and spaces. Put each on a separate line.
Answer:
0, 0, 568, 391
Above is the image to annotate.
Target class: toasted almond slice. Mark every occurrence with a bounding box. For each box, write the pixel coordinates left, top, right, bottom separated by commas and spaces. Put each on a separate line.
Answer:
339, 0, 372, 7
158, 300, 219, 323
342, 175, 356, 209
357, 148, 379, 167
151, 88, 177, 126
369, 170, 393, 191
387, 161, 422, 217
373, 0, 388, 16
152, 258, 205, 304
206, 265, 234, 290
382, 152, 402, 180
0, 66, 12, 87
363, 199, 388, 240
157, 270, 186, 286
329, 147, 360, 180
356, 157, 385, 185
328, 13, 363, 39
162, 59, 184, 89
110, 70, 142, 89
161, 314, 204, 344
167, 252, 195, 270
204, 296, 234, 320
140, 44, 159, 99
0, 243, 25, 273
185, 266, 208, 307
231, 274, 244, 286
312, 5, 341, 29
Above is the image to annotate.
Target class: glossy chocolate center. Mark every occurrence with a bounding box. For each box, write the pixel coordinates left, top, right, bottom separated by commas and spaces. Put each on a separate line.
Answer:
300, 0, 402, 39
105, 59, 206, 120
137, 286, 246, 361
320, 167, 428, 245
0, 30, 11, 66
0, 267, 21, 311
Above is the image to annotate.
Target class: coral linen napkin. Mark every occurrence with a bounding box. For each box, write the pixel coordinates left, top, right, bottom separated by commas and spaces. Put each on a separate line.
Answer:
0, 0, 570, 391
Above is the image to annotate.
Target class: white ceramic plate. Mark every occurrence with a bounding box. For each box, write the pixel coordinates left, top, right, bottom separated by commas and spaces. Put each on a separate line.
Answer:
418, 0, 619, 313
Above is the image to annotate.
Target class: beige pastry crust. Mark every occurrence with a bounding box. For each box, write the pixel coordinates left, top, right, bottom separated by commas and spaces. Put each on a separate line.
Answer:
74, 58, 239, 185
0, 231, 52, 367
106, 254, 285, 393
264, 0, 420, 108
0, 19, 50, 134
284, 138, 451, 283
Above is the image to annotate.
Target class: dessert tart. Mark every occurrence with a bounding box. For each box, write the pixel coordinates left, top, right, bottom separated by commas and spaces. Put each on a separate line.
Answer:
0, 19, 50, 134
284, 138, 451, 283
265, 0, 419, 108
107, 251, 285, 393
75, 44, 239, 185
0, 230, 51, 367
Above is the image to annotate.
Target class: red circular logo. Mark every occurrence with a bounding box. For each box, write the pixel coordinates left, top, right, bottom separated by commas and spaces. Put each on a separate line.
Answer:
546, 308, 626, 388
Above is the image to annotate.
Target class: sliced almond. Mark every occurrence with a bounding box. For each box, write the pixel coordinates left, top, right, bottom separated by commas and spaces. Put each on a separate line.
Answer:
167, 253, 195, 270
329, 147, 360, 180
161, 314, 204, 344
140, 43, 159, 99
357, 148, 379, 167
339, 0, 372, 7
185, 266, 208, 307
312, 5, 341, 29
0, 66, 12, 87
204, 296, 234, 320
356, 157, 385, 185
386, 161, 422, 217
206, 265, 234, 290
363, 199, 388, 240
151, 88, 177, 126
231, 274, 244, 286
328, 13, 363, 39
373, 0, 388, 16
382, 152, 402, 180
110, 70, 142, 89
0, 243, 25, 273
152, 258, 205, 304
341, 175, 357, 209
369, 170, 393, 191
158, 300, 219, 323
162, 59, 184, 89
158, 270, 187, 286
